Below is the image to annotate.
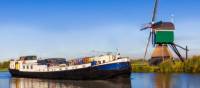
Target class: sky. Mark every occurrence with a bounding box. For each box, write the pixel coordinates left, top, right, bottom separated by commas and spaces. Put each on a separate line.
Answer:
0, 0, 200, 60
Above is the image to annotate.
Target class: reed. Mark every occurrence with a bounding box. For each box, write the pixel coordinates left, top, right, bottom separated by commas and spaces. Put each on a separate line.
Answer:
131, 55, 200, 73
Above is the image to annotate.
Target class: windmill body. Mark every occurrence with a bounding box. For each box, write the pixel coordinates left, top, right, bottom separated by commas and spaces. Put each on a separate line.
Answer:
141, 0, 188, 65
150, 22, 175, 65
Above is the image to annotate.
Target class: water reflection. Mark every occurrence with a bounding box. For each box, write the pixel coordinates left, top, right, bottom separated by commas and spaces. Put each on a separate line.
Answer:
10, 77, 131, 88
154, 74, 171, 88
1, 72, 200, 88
131, 73, 200, 88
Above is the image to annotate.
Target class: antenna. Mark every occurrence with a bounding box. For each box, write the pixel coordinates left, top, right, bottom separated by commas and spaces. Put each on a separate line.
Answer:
170, 14, 175, 23
116, 48, 119, 55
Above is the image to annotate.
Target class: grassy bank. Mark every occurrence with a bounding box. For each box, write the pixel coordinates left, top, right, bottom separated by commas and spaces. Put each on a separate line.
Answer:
0, 68, 8, 72
131, 56, 200, 73
0, 61, 9, 72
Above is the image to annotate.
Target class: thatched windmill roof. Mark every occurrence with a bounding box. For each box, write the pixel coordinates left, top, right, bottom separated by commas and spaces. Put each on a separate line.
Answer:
152, 22, 175, 30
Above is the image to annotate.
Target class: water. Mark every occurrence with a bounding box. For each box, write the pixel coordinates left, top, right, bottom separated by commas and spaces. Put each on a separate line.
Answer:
131, 73, 200, 88
1, 72, 200, 88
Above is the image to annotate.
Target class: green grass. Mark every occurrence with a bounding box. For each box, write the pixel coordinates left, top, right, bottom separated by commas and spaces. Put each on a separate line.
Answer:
0, 61, 9, 72
0, 68, 8, 72
131, 55, 200, 73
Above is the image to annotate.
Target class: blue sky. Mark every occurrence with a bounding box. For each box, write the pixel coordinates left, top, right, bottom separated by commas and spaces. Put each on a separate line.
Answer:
0, 0, 200, 60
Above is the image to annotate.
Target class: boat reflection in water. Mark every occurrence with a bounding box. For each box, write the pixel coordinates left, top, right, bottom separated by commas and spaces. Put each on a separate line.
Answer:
10, 77, 131, 88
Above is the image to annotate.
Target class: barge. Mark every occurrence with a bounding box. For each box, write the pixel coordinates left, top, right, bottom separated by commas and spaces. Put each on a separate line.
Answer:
9, 53, 131, 80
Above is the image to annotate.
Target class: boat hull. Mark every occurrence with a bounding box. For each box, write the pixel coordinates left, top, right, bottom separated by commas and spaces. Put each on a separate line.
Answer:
9, 62, 131, 80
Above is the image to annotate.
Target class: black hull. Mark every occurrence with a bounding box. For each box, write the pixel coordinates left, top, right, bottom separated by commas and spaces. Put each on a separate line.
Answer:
9, 63, 131, 80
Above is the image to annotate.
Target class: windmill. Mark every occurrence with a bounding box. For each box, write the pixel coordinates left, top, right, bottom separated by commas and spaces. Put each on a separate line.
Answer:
140, 0, 188, 65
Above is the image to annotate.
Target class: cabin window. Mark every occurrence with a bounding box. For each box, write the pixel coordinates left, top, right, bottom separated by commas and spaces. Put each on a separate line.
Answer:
103, 60, 106, 63
23, 66, 25, 69
98, 61, 101, 64
27, 66, 29, 69
31, 65, 33, 69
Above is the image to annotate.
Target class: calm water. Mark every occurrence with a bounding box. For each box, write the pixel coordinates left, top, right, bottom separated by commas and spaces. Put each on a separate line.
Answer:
1, 72, 200, 88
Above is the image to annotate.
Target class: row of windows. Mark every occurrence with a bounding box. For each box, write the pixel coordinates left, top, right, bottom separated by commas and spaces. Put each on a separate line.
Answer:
97, 60, 106, 64
97, 58, 119, 64
23, 65, 33, 69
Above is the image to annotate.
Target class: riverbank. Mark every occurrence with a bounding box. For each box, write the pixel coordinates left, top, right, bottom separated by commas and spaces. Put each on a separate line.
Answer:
0, 61, 9, 72
0, 68, 8, 72
131, 56, 200, 73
